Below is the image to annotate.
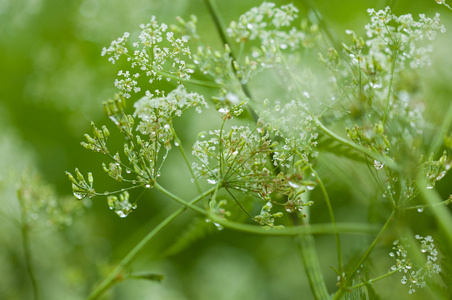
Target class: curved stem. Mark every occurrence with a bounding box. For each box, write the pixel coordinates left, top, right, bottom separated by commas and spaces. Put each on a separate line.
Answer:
350, 269, 399, 290
209, 213, 379, 236
154, 183, 208, 215
382, 50, 398, 128
87, 188, 215, 300
171, 126, 203, 193
333, 210, 395, 300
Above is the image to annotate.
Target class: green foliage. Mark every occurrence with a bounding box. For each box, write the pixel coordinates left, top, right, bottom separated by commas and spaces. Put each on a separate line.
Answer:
2, 0, 452, 299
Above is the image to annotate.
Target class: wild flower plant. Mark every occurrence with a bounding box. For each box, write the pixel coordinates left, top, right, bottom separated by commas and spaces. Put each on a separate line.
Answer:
67, 1, 452, 299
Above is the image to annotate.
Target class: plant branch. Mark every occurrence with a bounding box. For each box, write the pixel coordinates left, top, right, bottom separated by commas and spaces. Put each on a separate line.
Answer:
333, 210, 395, 300
87, 187, 215, 300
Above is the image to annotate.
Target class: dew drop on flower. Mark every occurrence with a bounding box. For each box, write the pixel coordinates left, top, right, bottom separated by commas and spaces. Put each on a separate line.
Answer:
306, 183, 316, 191
288, 181, 300, 188
145, 184, 151, 188
373, 160, 384, 170
214, 222, 224, 230
73, 191, 86, 200
218, 107, 229, 114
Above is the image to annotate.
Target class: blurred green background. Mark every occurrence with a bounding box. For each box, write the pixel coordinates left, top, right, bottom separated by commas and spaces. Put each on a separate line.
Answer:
1, 0, 451, 299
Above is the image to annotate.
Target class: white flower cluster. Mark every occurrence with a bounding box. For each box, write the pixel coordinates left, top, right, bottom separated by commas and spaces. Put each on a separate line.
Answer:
364, 7, 446, 69
227, 2, 302, 49
424, 151, 451, 189
259, 99, 319, 162
133, 85, 208, 149
114, 70, 140, 98
101, 32, 130, 64
102, 16, 194, 95
107, 191, 136, 218
389, 236, 441, 294
192, 124, 314, 222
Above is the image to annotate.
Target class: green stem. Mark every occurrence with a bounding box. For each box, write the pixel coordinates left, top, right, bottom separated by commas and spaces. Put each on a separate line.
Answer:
382, 50, 398, 128
154, 183, 208, 215
171, 126, 202, 193
87, 188, 215, 300
211, 215, 379, 236
295, 226, 331, 300
292, 191, 330, 300
202, 0, 259, 121
350, 269, 399, 290
311, 167, 343, 278
21, 222, 39, 300
18, 190, 39, 300
333, 210, 395, 300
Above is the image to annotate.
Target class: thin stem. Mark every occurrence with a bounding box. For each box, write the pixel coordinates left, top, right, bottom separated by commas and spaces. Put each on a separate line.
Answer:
350, 269, 399, 290
154, 183, 209, 215
311, 167, 344, 278
171, 126, 202, 193
208, 213, 379, 236
382, 50, 398, 128
17, 191, 39, 300
202, 0, 259, 121
21, 222, 39, 300
333, 210, 395, 300
87, 187, 215, 300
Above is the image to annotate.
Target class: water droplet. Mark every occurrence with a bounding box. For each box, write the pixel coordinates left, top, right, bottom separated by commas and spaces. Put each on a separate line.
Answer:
426, 185, 434, 190
207, 179, 217, 184
132, 180, 137, 185
306, 184, 316, 191
280, 44, 287, 49
104, 191, 109, 195
145, 184, 151, 188
73, 191, 86, 200
126, 169, 131, 174
164, 124, 170, 130
288, 181, 300, 188
174, 141, 180, 147
116, 211, 128, 218
373, 160, 384, 170
417, 207, 424, 213
214, 222, 223, 231
218, 107, 229, 114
